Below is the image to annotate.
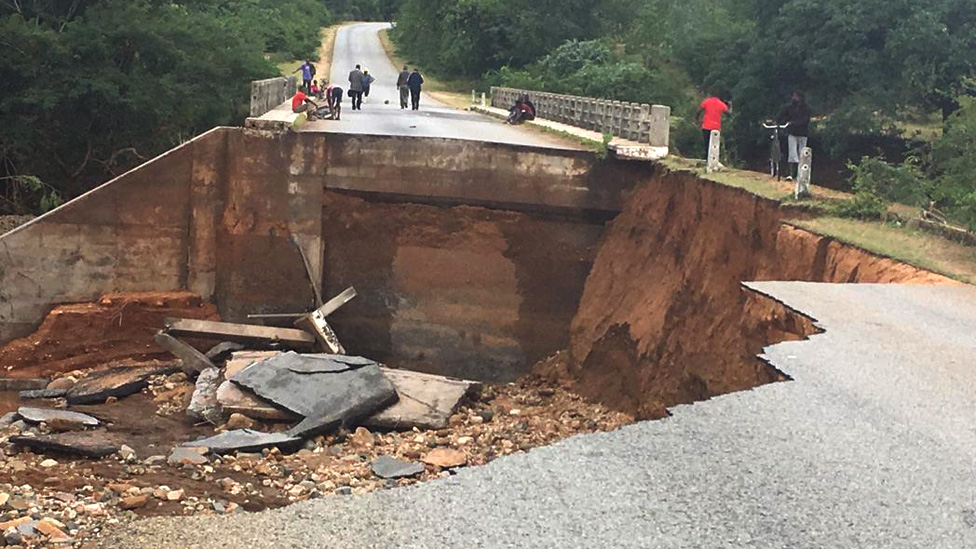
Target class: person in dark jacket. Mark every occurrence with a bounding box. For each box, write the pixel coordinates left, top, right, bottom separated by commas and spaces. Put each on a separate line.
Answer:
406, 69, 424, 111
362, 70, 375, 98
778, 91, 813, 180
348, 64, 365, 110
396, 65, 410, 109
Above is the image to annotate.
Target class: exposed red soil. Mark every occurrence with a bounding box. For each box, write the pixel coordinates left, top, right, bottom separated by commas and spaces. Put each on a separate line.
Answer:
561, 167, 955, 418
0, 292, 219, 378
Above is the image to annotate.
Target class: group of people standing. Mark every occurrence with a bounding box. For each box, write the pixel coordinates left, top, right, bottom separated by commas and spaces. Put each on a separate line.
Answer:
699, 90, 813, 181
291, 57, 427, 119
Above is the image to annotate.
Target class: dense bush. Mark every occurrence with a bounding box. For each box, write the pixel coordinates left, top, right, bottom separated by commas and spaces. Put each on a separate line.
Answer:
0, 0, 332, 214
929, 97, 976, 229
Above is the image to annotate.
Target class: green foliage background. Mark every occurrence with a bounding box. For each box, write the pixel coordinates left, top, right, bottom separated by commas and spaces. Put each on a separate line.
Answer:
0, 0, 361, 214
392, 0, 975, 226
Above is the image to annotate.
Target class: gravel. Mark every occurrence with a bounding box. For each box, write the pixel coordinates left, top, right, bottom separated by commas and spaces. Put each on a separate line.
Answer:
99, 282, 976, 548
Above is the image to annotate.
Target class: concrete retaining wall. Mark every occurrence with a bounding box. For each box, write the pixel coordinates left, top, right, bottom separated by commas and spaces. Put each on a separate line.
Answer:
250, 77, 297, 117
0, 130, 647, 380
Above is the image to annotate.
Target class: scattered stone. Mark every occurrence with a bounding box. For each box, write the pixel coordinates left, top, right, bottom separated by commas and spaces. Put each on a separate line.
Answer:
119, 445, 137, 463
46, 377, 78, 392
183, 429, 301, 455
224, 413, 255, 431
0, 412, 19, 427
167, 447, 208, 467
186, 367, 222, 425
205, 342, 246, 363
422, 448, 467, 469
230, 352, 397, 438
165, 489, 184, 502
35, 517, 68, 540
0, 517, 31, 531
5, 497, 28, 512
371, 456, 424, 479
66, 364, 178, 405
477, 409, 494, 422
119, 494, 149, 510
9, 431, 122, 458
18, 389, 68, 400
0, 493, 8, 507
17, 407, 99, 429
143, 455, 167, 466
366, 368, 481, 431
4, 527, 23, 545
40, 459, 58, 468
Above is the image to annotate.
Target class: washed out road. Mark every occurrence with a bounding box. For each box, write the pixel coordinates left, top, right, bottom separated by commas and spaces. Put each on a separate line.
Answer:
102, 282, 976, 548
302, 22, 577, 149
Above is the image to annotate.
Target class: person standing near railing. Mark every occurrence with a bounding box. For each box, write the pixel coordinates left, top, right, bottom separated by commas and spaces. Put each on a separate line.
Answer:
396, 65, 410, 109
698, 92, 732, 159
777, 91, 813, 181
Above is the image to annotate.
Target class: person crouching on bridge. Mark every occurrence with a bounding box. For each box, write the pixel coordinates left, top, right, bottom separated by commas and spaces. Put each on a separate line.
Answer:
507, 94, 536, 125
291, 88, 323, 120
325, 82, 343, 120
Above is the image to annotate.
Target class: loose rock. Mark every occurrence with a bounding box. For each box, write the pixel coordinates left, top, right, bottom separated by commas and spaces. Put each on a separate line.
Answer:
422, 448, 468, 468
17, 407, 100, 429
167, 447, 209, 467
371, 456, 424, 479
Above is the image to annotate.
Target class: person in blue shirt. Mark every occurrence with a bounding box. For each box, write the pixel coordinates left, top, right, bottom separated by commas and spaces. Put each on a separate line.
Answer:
294, 60, 316, 93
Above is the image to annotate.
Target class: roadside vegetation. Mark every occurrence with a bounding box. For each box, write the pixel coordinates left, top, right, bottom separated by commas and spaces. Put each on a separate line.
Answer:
0, 0, 399, 216
391, 0, 975, 229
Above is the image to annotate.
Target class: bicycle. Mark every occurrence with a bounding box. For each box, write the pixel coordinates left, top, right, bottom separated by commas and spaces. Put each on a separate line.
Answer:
762, 122, 789, 181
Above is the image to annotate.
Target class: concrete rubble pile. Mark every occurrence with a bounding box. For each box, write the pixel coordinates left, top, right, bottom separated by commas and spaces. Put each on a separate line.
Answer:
3, 286, 480, 466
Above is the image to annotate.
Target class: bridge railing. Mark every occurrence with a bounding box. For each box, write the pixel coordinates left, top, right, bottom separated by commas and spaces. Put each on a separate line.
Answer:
490, 87, 670, 148
250, 77, 298, 118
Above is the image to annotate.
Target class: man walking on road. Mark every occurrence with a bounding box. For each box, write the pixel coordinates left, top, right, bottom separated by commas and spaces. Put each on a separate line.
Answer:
396, 65, 411, 109
348, 64, 365, 110
407, 68, 424, 111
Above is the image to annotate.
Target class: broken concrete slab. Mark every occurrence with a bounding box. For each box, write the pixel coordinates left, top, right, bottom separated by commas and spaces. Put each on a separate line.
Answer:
186, 367, 222, 425
164, 318, 316, 349
371, 455, 424, 479
182, 429, 301, 455
18, 407, 100, 428
66, 364, 178, 405
154, 331, 216, 375
9, 431, 122, 458
270, 352, 359, 374
0, 378, 49, 391
205, 342, 246, 363
365, 368, 482, 431
225, 350, 281, 378
230, 353, 397, 437
215, 381, 296, 422
18, 388, 67, 400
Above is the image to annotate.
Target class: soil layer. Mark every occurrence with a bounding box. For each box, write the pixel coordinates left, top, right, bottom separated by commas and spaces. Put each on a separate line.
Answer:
564, 167, 953, 417
0, 293, 219, 378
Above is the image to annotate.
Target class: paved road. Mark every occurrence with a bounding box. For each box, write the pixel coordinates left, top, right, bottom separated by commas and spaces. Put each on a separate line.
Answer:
303, 23, 576, 149
104, 282, 976, 548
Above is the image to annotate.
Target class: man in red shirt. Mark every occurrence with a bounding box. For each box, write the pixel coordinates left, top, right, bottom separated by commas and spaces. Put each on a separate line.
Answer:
699, 93, 732, 158
291, 89, 321, 119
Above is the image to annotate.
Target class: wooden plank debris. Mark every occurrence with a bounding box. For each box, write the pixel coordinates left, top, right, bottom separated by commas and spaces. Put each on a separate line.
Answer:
163, 319, 316, 349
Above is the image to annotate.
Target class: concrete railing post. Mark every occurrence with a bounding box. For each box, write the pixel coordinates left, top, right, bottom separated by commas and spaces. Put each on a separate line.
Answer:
796, 147, 813, 198
649, 105, 671, 148
706, 130, 722, 173
638, 104, 650, 144
481, 92, 486, 108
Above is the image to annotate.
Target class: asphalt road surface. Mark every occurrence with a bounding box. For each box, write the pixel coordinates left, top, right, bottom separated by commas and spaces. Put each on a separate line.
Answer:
303, 22, 576, 149
103, 282, 976, 548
